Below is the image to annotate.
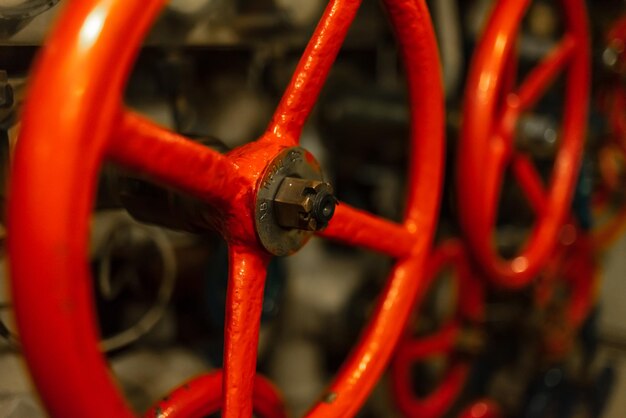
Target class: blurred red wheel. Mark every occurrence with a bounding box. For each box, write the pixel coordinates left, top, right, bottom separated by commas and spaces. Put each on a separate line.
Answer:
457, 0, 591, 288
391, 240, 485, 418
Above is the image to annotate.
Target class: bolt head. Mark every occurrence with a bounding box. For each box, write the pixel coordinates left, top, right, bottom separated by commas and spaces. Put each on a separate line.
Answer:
273, 177, 336, 231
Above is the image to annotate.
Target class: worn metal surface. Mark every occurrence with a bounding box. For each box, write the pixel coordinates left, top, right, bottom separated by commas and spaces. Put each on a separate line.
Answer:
273, 178, 335, 231
254, 147, 325, 256
391, 240, 485, 418
7, 0, 443, 417
457, 0, 590, 288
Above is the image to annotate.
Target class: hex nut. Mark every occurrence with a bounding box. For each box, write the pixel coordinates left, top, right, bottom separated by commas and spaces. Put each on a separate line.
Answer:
273, 177, 336, 231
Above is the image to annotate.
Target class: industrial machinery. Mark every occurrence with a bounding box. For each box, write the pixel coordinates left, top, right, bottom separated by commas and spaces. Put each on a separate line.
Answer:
0, 0, 624, 417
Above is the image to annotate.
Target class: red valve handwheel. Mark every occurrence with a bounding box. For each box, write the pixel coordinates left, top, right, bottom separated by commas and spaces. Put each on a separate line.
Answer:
7, 0, 444, 417
391, 240, 485, 418
535, 230, 595, 360
457, 0, 590, 288
143, 371, 286, 418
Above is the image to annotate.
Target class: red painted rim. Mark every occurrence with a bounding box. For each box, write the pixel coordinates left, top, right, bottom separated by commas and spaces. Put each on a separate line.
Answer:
7, 0, 444, 417
457, 0, 591, 288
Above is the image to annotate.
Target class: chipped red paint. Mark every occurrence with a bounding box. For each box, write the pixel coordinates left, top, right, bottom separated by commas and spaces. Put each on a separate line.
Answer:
457, 0, 590, 288
143, 371, 286, 418
391, 240, 485, 418
7, 0, 444, 417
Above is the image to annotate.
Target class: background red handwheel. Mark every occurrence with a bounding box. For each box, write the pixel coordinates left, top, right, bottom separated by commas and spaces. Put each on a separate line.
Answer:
7, 0, 444, 417
391, 240, 485, 418
457, 0, 590, 288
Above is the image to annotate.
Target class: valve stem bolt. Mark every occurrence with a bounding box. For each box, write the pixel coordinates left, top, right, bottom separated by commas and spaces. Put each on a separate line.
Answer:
273, 177, 337, 231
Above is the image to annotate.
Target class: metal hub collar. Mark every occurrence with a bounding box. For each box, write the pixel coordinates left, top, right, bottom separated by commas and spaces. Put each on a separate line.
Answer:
255, 146, 333, 256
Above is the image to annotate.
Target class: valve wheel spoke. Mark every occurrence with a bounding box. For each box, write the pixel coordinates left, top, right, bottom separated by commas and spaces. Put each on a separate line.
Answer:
318, 203, 416, 259
399, 323, 459, 359
496, 36, 577, 153
511, 153, 548, 215
223, 246, 271, 418
107, 110, 243, 208
266, 0, 362, 145
512, 35, 577, 113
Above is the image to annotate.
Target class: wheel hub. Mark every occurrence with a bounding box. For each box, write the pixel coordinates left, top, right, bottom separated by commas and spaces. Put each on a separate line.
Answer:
254, 146, 335, 256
